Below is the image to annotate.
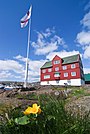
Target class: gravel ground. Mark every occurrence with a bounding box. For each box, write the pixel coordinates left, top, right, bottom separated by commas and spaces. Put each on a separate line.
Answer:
66, 96, 90, 115
0, 87, 90, 114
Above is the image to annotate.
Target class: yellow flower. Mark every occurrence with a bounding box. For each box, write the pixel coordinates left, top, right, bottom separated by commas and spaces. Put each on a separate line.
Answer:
32, 103, 42, 114
23, 106, 32, 115
24, 103, 42, 115
38, 107, 42, 114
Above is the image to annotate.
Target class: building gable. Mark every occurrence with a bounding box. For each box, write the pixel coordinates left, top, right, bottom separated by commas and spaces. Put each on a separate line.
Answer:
41, 54, 79, 69
52, 55, 62, 65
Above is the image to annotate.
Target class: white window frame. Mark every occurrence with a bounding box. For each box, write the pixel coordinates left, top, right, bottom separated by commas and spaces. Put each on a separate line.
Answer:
71, 72, 76, 76
54, 73, 60, 77
54, 60, 60, 65
71, 64, 76, 69
48, 68, 52, 72
44, 75, 50, 79
42, 69, 46, 73
55, 67, 59, 71
62, 66, 67, 70
64, 73, 68, 77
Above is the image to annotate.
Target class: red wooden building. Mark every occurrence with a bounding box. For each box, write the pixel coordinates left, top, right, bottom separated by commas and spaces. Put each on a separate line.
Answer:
40, 54, 85, 86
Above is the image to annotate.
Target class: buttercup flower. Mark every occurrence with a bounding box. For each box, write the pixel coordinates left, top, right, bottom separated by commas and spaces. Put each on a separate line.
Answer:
23, 106, 32, 115
24, 103, 42, 115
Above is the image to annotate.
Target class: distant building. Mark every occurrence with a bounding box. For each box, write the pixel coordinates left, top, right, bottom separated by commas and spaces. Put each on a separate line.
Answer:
40, 54, 85, 86
84, 74, 90, 84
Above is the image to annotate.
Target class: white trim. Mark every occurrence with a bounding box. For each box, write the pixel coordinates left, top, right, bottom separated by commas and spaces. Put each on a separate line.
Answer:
55, 67, 59, 71
62, 66, 67, 70
40, 78, 85, 86
64, 72, 68, 77
53, 60, 60, 64
48, 68, 52, 72
42, 69, 46, 73
71, 72, 76, 76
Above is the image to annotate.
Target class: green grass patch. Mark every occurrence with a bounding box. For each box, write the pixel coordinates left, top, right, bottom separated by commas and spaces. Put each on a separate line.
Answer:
71, 88, 90, 98
0, 95, 90, 134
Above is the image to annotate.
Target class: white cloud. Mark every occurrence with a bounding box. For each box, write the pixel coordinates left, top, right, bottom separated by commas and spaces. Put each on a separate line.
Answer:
14, 55, 25, 61
14, 55, 46, 75
28, 59, 46, 81
83, 68, 90, 74
76, 31, 90, 45
0, 59, 25, 81
0, 55, 46, 82
46, 50, 80, 60
76, 31, 90, 59
76, 11, 90, 60
83, 45, 90, 58
42, 27, 55, 38
0, 71, 13, 80
32, 28, 67, 55
80, 11, 90, 30
34, 42, 58, 55
0, 60, 24, 74
51, 35, 65, 44
29, 60, 46, 72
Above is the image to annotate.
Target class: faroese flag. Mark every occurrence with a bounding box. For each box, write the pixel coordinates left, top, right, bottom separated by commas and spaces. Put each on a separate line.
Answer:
20, 5, 32, 28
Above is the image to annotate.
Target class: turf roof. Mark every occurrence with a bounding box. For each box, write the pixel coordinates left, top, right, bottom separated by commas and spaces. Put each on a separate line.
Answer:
41, 54, 79, 69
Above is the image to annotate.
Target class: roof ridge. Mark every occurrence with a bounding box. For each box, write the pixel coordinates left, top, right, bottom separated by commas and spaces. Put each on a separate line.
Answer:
41, 54, 79, 68
62, 54, 79, 59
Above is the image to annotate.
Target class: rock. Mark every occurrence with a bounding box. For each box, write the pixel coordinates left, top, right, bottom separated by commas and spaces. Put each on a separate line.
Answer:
0, 89, 6, 94
66, 96, 90, 115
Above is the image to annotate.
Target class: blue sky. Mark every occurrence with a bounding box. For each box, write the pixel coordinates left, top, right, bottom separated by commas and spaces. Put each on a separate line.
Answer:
0, 0, 90, 82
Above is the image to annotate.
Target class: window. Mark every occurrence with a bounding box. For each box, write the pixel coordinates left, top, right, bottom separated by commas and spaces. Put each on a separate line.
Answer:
64, 73, 68, 77
54, 73, 60, 77
42, 69, 46, 73
62, 66, 67, 70
67, 80, 71, 84
44, 75, 50, 79
54, 60, 60, 64
71, 72, 76, 76
48, 68, 52, 72
71, 64, 76, 68
47, 81, 49, 84
56, 80, 59, 84
55, 67, 59, 71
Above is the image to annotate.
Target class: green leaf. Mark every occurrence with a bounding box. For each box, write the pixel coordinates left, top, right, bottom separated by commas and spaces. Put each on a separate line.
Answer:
15, 116, 30, 125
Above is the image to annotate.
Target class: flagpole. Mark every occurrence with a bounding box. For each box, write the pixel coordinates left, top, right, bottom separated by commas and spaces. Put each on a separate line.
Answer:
24, 6, 32, 88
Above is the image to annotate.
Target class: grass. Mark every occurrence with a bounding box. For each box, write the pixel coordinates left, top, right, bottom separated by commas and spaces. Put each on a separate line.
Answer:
0, 103, 12, 115
70, 87, 90, 98
0, 94, 90, 134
